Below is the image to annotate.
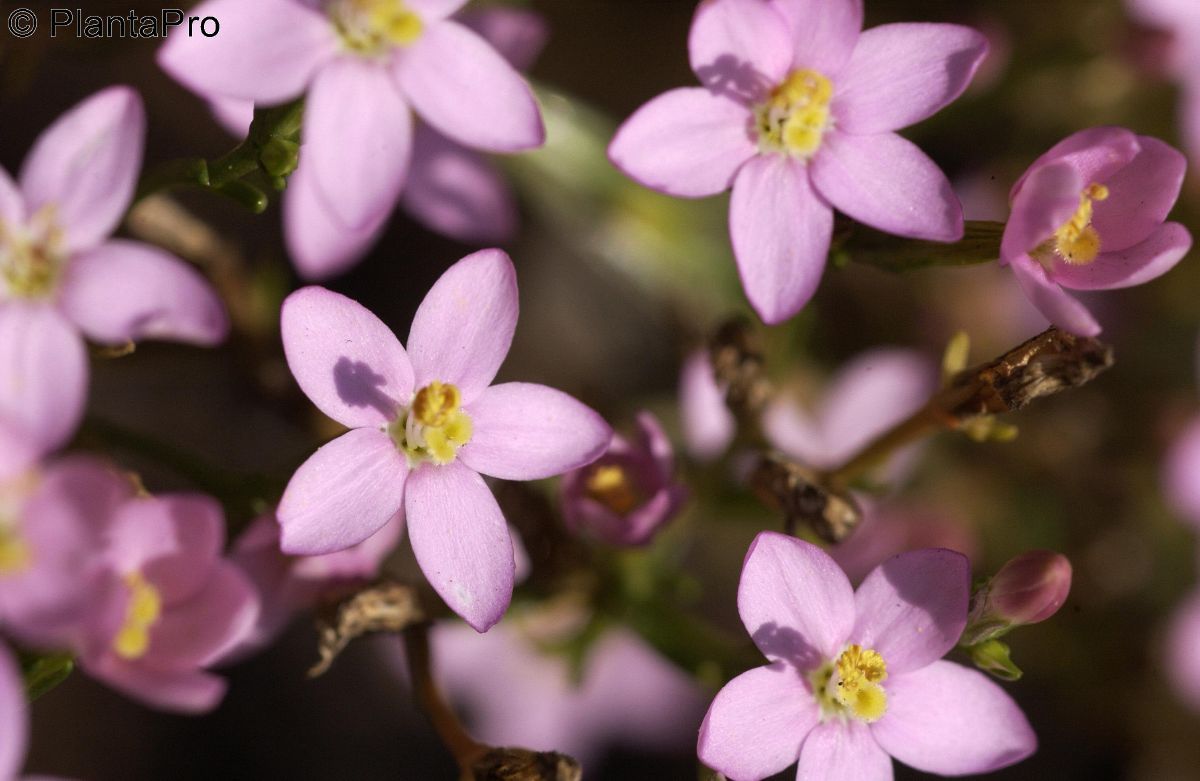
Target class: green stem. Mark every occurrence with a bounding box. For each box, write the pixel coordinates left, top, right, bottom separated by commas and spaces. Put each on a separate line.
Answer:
836, 220, 1005, 273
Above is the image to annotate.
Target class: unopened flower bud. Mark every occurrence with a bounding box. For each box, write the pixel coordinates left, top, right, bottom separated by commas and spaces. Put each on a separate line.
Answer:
964, 550, 1071, 644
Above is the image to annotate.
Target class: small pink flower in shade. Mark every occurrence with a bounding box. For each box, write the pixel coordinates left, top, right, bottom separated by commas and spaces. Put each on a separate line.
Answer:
679, 350, 736, 463
999, 127, 1191, 337
698, 532, 1036, 780
228, 510, 403, 655
1164, 414, 1200, 529
829, 501, 978, 584
608, 0, 987, 323
1166, 588, 1200, 711
0, 87, 229, 456
157, 0, 544, 256
77, 494, 258, 714
0, 454, 134, 650
422, 623, 707, 768
277, 249, 611, 631
561, 411, 688, 547
762, 348, 936, 481
0, 643, 26, 781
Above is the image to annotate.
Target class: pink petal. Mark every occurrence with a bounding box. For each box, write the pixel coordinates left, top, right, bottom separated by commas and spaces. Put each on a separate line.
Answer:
84, 656, 226, 714
1054, 222, 1191, 290
459, 382, 610, 480
797, 721, 893, 781
305, 57, 413, 230
1091, 136, 1187, 251
281, 286, 414, 428
405, 462, 514, 632
278, 428, 409, 555
729, 155, 833, 324
773, 0, 863, 75
59, 239, 228, 346
679, 350, 735, 462
833, 23, 988, 134
688, 0, 793, 91
0, 419, 36, 479
156, 0, 335, 104
738, 532, 855, 667
398, 21, 544, 153
608, 88, 757, 198
458, 6, 548, 72
0, 303, 86, 456
408, 0, 469, 21
106, 494, 222, 604
697, 662, 819, 781
209, 97, 254, 137
0, 645, 25, 781
401, 125, 517, 243
146, 562, 258, 668
406, 249, 517, 401
762, 396, 827, 467
1010, 127, 1139, 203
810, 131, 962, 241
1008, 253, 1101, 336
1166, 590, 1200, 711
283, 161, 388, 281
851, 549, 969, 675
871, 661, 1037, 775
0, 165, 24, 225
1167, 417, 1200, 529
1000, 161, 1083, 263
19, 87, 143, 252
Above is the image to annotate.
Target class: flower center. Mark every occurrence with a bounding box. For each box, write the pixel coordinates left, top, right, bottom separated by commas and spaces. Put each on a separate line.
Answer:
389, 380, 473, 466
0, 206, 68, 300
754, 69, 834, 159
0, 523, 30, 575
584, 464, 641, 515
329, 0, 423, 57
113, 571, 163, 660
1048, 183, 1109, 266
809, 644, 888, 723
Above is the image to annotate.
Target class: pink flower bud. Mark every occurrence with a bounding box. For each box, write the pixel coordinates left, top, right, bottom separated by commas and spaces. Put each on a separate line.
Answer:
986, 550, 1073, 626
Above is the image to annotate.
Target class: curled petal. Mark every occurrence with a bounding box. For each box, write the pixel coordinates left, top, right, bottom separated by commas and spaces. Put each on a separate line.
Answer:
1056, 222, 1191, 291
1001, 161, 1082, 263
1092, 136, 1187, 252
146, 562, 258, 668
1010, 127, 1139, 204
1008, 254, 1101, 336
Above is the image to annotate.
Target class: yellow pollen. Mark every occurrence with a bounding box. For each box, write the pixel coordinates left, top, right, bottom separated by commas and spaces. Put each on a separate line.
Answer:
331, 0, 423, 56
1052, 183, 1109, 266
0, 525, 30, 574
830, 644, 889, 723
0, 206, 67, 300
584, 464, 641, 515
755, 69, 834, 158
392, 381, 473, 465
113, 571, 163, 660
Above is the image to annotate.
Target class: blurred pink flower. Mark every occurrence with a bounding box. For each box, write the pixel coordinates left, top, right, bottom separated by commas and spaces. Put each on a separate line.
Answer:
762, 347, 936, 482
1127, 0, 1200, 163
158, 0, 544, 271
228, 510, 403, 655
1164, 414, 1200, 529
561, 411, 688, 547
1166, 588, 1200, 711
0, 643, 25, 781
608, 0, 986, 323
698, 532, 1035, 780
78, 494, 258, 714
829, 501, 978, 584
679, 350, 736, 463
1000, 127, 1191, 336
277, 249, 610, 631
0, 88, 228, 455
426, 622, 706, 767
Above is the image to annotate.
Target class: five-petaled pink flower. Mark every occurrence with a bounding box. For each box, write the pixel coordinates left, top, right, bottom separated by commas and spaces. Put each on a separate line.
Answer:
0, 87, 228, 456
158, 0, 545, 263
1000, 126, 1191, 336
698, 532, 1035, 780
608, 0, 987, 323
277, 249, 611, 631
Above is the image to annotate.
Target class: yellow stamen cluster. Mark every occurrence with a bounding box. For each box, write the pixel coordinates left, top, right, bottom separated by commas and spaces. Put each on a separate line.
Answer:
755, 69, 834, 159
113, 571, 163, 660
584, 464, 641, 515
0, 525, 30, 574
810, 644, 889, 723
0, 206, 67, 300
392, 380, 473, 465
1052, 183, 1110, 265
330, 0, 423, 57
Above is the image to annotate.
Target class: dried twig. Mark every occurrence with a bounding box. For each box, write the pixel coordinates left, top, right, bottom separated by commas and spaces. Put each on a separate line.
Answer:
308, 581, 425, 677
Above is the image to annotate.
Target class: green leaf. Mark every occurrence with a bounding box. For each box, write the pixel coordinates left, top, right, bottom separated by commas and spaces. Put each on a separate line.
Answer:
19, 652, 74, 701
964, 639, 1023, 681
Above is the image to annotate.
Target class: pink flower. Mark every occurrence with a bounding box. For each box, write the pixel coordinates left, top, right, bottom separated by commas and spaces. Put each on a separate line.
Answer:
424, 623, 706, 767
698, 532, 1036, 780
608, 0, 987, 323
158, 0, 545, 260
277, 249, 610, 630
0, 88, 228, 455
77, 494, 258, 714
1166, 588, 1200, 711
829, 501, 978, 584
763, 348, 936, 481
0, 643, 24, 781
1164, 413, 1200, 530
228, 510, 403, 655
1127, 0, 1200, 163
561, 411, 688, 547
679, 350, 736, 463
999, 127, 1191, 336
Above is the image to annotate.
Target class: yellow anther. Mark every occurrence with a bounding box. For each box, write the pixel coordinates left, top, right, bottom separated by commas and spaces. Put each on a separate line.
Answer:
113, 571, 163, 660
393, 381, 473, 466
830, 644, 889, 723
0, 526, 30, 574
1053, 183, 1110, 266
331, 0, 423, 56
756, 69, 834, 158
584, 464, 641, 515
412, 381, 462, 427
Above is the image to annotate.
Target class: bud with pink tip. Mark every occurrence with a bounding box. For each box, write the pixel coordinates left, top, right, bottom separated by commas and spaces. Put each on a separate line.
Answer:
963, 550, 1072, 645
